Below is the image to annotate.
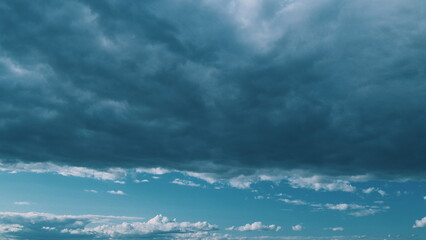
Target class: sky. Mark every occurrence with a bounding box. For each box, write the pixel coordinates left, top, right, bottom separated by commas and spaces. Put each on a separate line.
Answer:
0, 0, 425, 239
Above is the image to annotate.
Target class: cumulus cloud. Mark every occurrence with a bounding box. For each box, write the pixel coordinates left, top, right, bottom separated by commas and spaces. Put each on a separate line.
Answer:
226, 222, 281, 232
292, 224, 303, 231
0, 0, 425, 179
13, 202, 30, 206
412, 216, 426, 228
107, 190, 125, 195
62, 214, 218, 238
0, 212, 217, 239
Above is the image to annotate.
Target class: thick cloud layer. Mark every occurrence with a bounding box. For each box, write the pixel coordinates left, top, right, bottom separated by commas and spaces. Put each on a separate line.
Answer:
0, 0, 425, 178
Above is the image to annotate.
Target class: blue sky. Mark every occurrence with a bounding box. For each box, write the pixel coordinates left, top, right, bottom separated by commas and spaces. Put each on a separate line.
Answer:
0, 163, 425, 239
0, 0, 426, 239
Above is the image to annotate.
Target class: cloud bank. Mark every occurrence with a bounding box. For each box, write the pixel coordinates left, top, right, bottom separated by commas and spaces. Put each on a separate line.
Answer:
0, 0, 425, 179
0, 212, 217, 239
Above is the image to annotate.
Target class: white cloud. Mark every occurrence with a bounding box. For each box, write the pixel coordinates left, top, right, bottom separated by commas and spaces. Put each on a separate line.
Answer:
13, 202, 30, 206
0, 162, 126, 181
423, 196, 426, 200
0, 224, 23, 234
0, 161, 371, 193
228, 175, 257, 189
280, 199, 307, 205
287, 175, 356, 192
135, 167, 365, 192
362, 187, 374, 194
0, 212, 217, 239
413, 216, 426, 228
136, 167, 171, 175
63, 214, 217, 237
84, 190, 98, 193
324, 204, 363, 211
183, 171, 220, 185
323, 203, 387, 217
280, 199, 388, 217
134, 179, 149, 183
292, 224, 303, 231
362, 187, 386, 196
226, 222, 281, 232
349, 209, 381, 217
171, 178, 201, 187
324, 227, 344, 231
107, 190, 125, 195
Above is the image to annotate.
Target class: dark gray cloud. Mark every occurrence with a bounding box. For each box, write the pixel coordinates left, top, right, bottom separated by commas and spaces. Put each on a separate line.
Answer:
0, 0, 425, 178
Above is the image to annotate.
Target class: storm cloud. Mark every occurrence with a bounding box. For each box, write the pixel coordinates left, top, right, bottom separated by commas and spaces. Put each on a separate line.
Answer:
0, 0, 425, 178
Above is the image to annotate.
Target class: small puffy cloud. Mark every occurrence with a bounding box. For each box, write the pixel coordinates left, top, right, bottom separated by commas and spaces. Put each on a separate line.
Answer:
107, 190, 125, 195
423, 196, 426, 200
114, 181, 126, 184
134, 179, 149, 183
413, 216, 426, 228
171, 178, 201, 187
226, 222, 281, 232
292, 224, 303, 231
13, 202, 30, 206
325, 227, 344, 231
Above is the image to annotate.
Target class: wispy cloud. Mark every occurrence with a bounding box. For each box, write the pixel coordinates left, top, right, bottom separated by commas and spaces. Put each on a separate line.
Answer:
84, 190, 98, 194
171, 179, 201, 187
324, 227, 344, 231
0, 162, 126, 181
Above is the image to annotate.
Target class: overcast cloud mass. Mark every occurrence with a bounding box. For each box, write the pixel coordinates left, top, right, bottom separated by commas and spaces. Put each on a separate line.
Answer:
1, 0, 425, 180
